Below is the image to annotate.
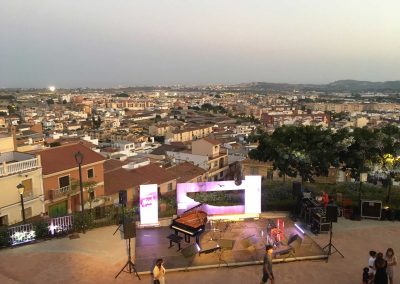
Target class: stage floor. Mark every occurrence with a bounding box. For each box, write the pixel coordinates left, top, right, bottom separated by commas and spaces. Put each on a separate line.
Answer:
134, 217, 327, 274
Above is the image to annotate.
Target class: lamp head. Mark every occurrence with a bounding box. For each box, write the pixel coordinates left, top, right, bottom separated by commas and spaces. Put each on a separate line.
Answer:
17, 183, 25, 195
74, 151, 84, 164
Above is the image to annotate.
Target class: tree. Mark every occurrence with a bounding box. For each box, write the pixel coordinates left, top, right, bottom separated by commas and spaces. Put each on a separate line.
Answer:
46, 99, 54, 105
249, 125, 338, 183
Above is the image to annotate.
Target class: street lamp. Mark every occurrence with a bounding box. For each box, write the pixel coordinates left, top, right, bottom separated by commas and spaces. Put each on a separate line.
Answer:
17, 183, 26, 223
74, 151, 85, 233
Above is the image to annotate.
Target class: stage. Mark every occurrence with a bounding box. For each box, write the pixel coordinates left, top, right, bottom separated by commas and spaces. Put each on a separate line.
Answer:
134, 216, 327, 274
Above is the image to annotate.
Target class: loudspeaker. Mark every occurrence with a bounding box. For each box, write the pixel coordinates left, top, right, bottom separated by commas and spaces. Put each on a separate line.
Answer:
287, 234, 300, 246
181, 243, 200, 258
123, 220, 136, 239
361, 200, 382, 220
326, 205, 338, 223
119, 190, 127, 205
292, 182, 302, 198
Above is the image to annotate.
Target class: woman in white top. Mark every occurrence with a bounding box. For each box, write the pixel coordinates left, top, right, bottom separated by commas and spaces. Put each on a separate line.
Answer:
153, 258, 166, 284
385, 248, 397, 284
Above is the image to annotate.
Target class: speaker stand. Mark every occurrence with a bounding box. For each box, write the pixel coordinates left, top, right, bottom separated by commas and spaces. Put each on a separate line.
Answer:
115, 238, 141, 280
322, 222, 344, 262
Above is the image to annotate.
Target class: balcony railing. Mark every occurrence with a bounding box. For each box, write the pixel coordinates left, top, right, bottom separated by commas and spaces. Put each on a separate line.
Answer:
0, 158, 39, 177
49, 185, 78, 200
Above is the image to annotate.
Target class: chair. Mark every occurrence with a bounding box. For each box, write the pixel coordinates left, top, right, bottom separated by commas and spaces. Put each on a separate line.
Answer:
273, 234, 303, 260
342, 199, 353, 219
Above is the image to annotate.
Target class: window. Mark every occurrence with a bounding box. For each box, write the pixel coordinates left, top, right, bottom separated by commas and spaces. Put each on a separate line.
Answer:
59, 175, 70, 188
22, 178, 33, 198
0, 215, 8, 226
168, 183, 173, 192
24, 207, 32, 219
87, 169, 94, 179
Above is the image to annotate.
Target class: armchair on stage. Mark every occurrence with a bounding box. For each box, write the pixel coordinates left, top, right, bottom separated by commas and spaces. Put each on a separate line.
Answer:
273, 234, 303, 260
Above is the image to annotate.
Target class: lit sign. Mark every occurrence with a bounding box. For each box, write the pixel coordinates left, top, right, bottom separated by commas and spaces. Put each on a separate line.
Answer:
139, 184, 159, 225
176, 176, 261, 215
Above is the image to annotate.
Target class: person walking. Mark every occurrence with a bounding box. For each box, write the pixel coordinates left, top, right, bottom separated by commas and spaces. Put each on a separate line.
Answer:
153, 258, 166, 284
385, 248, 397, 284
260, 245, 275, 284
374, 252, 388, 284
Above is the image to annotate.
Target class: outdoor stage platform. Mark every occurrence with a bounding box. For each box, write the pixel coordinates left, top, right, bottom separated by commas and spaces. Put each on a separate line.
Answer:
134, 215, 327, 274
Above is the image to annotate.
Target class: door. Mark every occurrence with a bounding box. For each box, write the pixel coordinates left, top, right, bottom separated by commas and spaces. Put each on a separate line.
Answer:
49, 201, 68, 217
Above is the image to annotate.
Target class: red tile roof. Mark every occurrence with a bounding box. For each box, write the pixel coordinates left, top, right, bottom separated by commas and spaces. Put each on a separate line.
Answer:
166, 162, 206, 183
104, 163, 176, 195
104, 167, 143, 195
202, 137, 221, 145
130, 163, 176, 185
37, 143, 105, 175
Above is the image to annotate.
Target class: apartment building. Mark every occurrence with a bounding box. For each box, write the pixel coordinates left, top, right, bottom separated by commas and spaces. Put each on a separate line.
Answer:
36, 143, 106, 217
165, 125, 213, 143
0, 135, 44, 225
166, 137, 229, 181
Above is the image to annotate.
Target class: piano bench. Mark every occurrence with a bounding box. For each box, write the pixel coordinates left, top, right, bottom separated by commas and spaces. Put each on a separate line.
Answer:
167, 234, 183, 251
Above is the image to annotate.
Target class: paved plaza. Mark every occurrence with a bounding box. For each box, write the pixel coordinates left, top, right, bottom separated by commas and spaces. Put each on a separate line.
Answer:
0, 218, 399, 284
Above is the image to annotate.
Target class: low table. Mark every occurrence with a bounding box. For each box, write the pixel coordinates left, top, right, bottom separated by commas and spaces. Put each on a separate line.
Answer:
167, 234, 183, 251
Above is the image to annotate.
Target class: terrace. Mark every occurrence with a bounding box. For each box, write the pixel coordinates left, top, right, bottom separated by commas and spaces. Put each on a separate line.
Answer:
0, 151, 40, 177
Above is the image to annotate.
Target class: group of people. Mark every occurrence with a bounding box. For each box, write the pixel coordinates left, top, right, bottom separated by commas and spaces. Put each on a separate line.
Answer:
364, 249, 397, 284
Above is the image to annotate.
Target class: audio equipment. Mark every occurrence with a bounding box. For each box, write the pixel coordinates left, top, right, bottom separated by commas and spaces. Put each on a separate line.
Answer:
326, 205, 338, 223
361, 200, 382, 220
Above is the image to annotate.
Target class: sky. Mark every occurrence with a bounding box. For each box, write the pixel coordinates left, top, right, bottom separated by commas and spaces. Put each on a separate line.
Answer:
1, 0, 400, 88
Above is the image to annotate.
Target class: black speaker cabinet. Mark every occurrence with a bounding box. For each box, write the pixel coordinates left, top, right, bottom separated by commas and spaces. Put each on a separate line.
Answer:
361, 200, 382, 220
123, 220, 136, 239
292, 182, 302, 198
119, 190, 127, 205
326, 205, 338, 223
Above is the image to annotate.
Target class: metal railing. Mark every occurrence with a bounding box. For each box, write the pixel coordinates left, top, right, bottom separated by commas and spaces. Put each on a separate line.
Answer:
49, 185, 75, 200
0, 158, 39, 177
49, 215, 73, 235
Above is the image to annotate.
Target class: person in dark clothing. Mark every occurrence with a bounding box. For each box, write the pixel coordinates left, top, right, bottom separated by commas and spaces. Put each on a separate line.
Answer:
363, 267, 370, 284
374, 252, 388, 284
260, 245, 274, 284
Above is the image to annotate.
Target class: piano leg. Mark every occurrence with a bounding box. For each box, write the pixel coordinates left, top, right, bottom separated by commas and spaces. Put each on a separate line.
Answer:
185, 234, 190, 243
196, 235, 200, 244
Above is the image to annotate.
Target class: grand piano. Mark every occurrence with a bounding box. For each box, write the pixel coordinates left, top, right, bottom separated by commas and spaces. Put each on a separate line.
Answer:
170, 204, 208, 244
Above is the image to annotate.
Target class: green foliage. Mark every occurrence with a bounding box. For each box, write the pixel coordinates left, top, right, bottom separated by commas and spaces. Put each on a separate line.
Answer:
249, 125, 400, 184
113, 93, 129, 97
33, 220, 50, 239
0, 227, 9, 247
46, 98, 54, 105
200, 103, 227, 113
187, 191, 244, 206
73, 211, 95, 232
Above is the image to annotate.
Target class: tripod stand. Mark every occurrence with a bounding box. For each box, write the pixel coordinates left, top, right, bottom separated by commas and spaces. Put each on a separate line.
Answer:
115, 238, 141, 280
322, 222, 344, 262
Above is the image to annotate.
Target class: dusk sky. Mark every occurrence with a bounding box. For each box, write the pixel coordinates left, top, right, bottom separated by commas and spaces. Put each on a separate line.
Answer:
1, 0, 399, 88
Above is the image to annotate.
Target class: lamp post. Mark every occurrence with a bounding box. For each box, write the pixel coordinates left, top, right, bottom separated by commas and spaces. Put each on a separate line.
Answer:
74, 151, 85, 233
17, 183, 26, 223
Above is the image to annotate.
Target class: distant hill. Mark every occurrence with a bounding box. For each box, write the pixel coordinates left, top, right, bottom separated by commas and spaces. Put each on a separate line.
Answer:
233, 80, 400, 92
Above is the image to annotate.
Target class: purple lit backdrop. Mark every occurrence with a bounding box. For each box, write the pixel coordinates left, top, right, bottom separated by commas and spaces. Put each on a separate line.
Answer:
139, 184, 158, 225
176, 176, 261, 216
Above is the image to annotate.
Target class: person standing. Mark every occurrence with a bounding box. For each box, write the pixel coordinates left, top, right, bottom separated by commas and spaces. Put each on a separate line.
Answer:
369, 250, 377, 282
385, 248, 397, 284
153, 258, 166, 284
374, 252, 388, 284
260, 245, 275, 284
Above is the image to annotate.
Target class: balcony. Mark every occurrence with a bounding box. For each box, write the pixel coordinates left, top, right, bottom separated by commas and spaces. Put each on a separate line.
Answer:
49, 185, 78, 200
0, 152, 40, 177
